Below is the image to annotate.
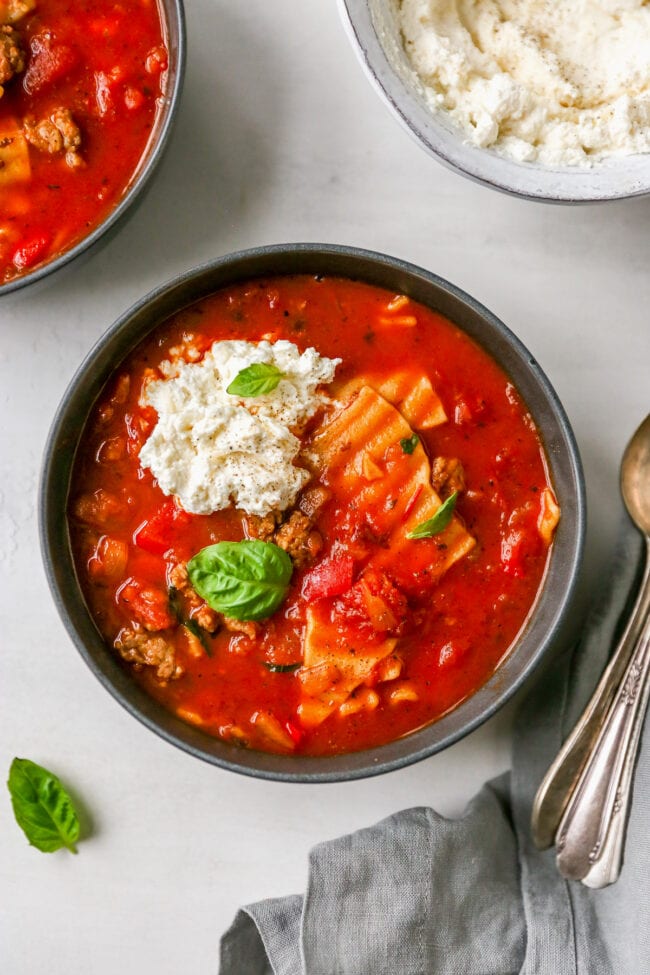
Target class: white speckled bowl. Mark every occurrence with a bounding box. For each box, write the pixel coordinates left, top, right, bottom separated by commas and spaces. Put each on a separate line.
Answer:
340, 0, 650, 203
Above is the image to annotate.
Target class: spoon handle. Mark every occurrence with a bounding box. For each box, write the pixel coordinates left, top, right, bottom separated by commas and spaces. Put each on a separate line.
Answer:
580, 653, 650, 888
554, 603, 650, 883
531, 543, 650, 850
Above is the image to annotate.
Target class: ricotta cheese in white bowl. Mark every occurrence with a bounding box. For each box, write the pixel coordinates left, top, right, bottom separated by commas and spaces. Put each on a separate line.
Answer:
399, 0, 650, 167
340, 0, 650, 200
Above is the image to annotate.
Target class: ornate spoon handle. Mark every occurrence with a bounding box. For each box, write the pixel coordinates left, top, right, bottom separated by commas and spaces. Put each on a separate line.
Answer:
531, 543, 650, 851
554, 607, 650, 883
581, 652, 650, 887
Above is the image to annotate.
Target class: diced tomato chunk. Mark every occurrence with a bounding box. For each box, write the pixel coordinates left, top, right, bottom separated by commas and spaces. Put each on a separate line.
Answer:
501, 529, 526, 577
24, 35, 78, 95
145, 46, 168, 75
73, 489, 122, 528
12, 235, 50, 271
134, 499, 192, 555
302, 555, 355, 602
124, 86, 145, 111
437, 640, 469, 668
334, 570, 408, 637
96, 436, 125, 463
88, 536, 129, 580
119, 580, 175, 630
94, 68, 124, 116
500, 504, 542, 577
284, 720, 305, 747
111, 374, 131, 405
454, 399, 473, 425
89, 16, 123, 37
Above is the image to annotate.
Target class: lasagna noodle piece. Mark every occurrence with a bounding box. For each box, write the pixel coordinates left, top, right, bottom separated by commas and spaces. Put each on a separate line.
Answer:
0, 120, 30, 185
299, 385, 475, 727
334, 370, 447, 429
538, 486, 561, 544
299, 603, 397, 728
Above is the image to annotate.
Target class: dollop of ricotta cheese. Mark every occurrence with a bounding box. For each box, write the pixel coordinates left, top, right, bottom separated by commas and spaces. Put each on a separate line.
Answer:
139, 340, 340, 517
398, 0, 650, 165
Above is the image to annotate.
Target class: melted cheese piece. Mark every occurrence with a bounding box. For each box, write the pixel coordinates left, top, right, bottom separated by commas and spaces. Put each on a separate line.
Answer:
298, 385, 475, 727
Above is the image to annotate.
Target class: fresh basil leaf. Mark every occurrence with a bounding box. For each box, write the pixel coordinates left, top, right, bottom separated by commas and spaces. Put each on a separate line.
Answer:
7, 758, 81, 854
407, 491, 458, 539
187, 540, 293, 621
226, 363, 284, 397
400, 434, 419, 455
264, 661, 301, 672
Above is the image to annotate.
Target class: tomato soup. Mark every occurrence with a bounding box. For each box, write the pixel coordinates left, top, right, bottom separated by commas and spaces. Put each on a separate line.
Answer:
68, 276, 560, 757
0, 0, 168, 283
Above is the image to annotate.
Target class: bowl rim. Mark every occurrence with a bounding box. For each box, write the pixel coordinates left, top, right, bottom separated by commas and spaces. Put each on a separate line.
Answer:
0, 0, 187, 298
40, 242, 586, 782
339, 0, 650, 204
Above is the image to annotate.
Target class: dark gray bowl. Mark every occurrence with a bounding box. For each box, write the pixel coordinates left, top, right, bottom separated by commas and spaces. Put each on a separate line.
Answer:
0, 0, 186, 299
40, 244, 586, 781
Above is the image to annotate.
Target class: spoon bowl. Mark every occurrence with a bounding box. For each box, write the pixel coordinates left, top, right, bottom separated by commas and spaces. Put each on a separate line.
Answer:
621, 414, 650, 536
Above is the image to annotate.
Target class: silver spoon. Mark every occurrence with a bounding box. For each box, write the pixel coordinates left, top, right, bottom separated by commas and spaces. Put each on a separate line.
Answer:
580, 621, 650, 889
531, 414, 650, 884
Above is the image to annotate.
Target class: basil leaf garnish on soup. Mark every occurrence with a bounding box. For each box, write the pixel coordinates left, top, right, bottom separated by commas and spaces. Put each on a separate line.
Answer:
187, 540, 293, 621
226, 363, 284, 397
407, 492, 458, 539
7, 758, 81, 854
400, 434, 419, 454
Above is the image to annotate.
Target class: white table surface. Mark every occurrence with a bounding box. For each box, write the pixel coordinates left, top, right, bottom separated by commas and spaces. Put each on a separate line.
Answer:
2, 2, 650, 972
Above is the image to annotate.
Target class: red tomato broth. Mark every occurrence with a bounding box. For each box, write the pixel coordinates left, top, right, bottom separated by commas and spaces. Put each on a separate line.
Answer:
69, 275, 557, 757
0, 0, 167, 283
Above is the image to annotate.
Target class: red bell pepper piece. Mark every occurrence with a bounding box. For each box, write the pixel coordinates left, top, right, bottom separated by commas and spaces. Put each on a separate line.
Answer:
134, 499, 192, 555
119, 580, 175, 630
302, 555, 355, 602
12, 235, 50, 271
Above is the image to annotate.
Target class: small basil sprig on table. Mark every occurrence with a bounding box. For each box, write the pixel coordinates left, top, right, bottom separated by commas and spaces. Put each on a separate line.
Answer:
400, 434, 419, 455
407, 491, 458, 539
188, 540, 293, 622
7, 758, 81, 854
226, 363, 284, 397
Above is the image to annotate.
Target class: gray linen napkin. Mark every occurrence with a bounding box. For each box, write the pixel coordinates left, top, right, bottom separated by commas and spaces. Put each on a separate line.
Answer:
220, 513, 647, 975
